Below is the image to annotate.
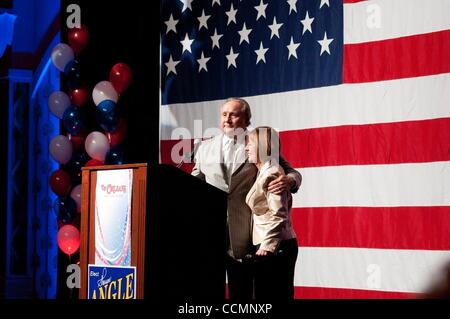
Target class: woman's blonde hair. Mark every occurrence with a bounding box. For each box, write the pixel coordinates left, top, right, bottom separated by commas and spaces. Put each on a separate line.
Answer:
247, 126, 280, 164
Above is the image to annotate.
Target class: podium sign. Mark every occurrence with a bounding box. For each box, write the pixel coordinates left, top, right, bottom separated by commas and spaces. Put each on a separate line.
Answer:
79, 164, 147, 299
87, 265, 136, 299
95, 169, 133, 266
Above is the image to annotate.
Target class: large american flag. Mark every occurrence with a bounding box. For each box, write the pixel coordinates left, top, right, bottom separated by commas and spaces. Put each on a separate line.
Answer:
159, 0, 450, 298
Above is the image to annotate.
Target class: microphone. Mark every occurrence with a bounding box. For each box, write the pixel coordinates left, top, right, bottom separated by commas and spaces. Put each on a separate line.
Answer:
176, 138, 202, 168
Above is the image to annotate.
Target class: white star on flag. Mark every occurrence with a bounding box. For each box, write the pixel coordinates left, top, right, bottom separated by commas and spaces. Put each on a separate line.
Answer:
226, 47, 239, 69
211, 0, 220, 6
254, 0, 268, 21
165, 55, 180, 75
287, 36, 300, 60
197, 9, 211, 30
317, 31, 334, 55
197, 52, 211, 72
238, 23, 252, 45
226, 3, 238, 25
179, 0, 194, 12
165, 14, 178, 35
287, 0, 297, 14
320, 0, 330, 9
180, 34, 194, 53
254, 42, 269, 64
268, 17, 283, 39
301, 11, 314, 35
210, 28, 223, 49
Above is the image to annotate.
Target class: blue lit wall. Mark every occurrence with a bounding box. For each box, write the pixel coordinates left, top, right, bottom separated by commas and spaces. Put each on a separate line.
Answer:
4, 0, 60, 299
29, 36, 60, 298
9, 0, 35, 52
11, 0, 59, 53
33, 0, 59, 51
0, 12, 16, 57
28, 0, 60, 299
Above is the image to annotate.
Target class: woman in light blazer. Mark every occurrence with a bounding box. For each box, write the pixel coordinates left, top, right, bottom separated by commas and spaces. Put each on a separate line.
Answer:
245, 126, 298, 300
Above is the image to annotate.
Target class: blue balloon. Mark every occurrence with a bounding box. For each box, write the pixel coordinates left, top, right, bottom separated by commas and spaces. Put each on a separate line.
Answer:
53, 196, 77, 224
96, 99, 118, 132
97, 99, 116, 113
105, 146, 125, 165
64, 151, 89, 184
64, 59, 81, 89
62, 105, 85, 135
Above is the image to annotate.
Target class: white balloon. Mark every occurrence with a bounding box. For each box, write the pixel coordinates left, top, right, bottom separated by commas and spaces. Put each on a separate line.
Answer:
48, 91, 71, 119
51, 43, 74, 72
70, 184, 82, 213
49, 135, 73, 164
85, 131, 110, 161
92, 81, 118, 106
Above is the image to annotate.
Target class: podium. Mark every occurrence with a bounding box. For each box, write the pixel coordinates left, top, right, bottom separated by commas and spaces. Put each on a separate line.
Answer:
79, 163, 227, 300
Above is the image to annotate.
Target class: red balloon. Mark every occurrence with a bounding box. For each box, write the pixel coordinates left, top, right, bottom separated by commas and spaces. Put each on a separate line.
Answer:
57, 225, 80, 256
107, 118, 128, 147
68, 25, 89, 55
86, 159, 104, 167
67, 131, 87, 152
50, 169, 72, 196
69, 85, 89, 107
109, 63, 133, 94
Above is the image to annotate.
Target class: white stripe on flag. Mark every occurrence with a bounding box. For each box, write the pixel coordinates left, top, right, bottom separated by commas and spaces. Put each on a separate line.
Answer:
295, 247, 450, 293
344, 0, 450, 44
160, 74, 450, 140
292, 161, 450, 208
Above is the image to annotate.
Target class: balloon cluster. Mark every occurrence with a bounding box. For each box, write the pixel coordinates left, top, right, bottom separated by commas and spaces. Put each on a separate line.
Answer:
91, 61, 132, 165
47, 25, 132, 257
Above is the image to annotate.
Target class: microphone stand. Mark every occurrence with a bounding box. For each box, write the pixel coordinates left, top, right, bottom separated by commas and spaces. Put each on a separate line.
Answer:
176, 138, 202, 168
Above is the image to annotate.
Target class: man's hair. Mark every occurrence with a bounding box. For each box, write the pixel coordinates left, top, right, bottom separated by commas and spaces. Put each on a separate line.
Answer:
247, 126, 280, 164
224, 97, 252, 126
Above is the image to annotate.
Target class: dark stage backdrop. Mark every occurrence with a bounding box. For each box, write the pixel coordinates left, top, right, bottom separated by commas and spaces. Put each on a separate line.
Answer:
57, 0, 160, 298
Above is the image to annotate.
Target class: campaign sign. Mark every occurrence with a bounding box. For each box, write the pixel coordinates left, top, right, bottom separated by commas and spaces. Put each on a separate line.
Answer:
88, 264, 136, 299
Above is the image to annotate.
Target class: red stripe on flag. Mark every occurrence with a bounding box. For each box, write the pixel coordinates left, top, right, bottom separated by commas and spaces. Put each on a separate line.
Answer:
292, 206, 450, 250
161, 118, 450, 170
280, 118, 450, 168
343, 30, 450, 83
294, 286, 420, 299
